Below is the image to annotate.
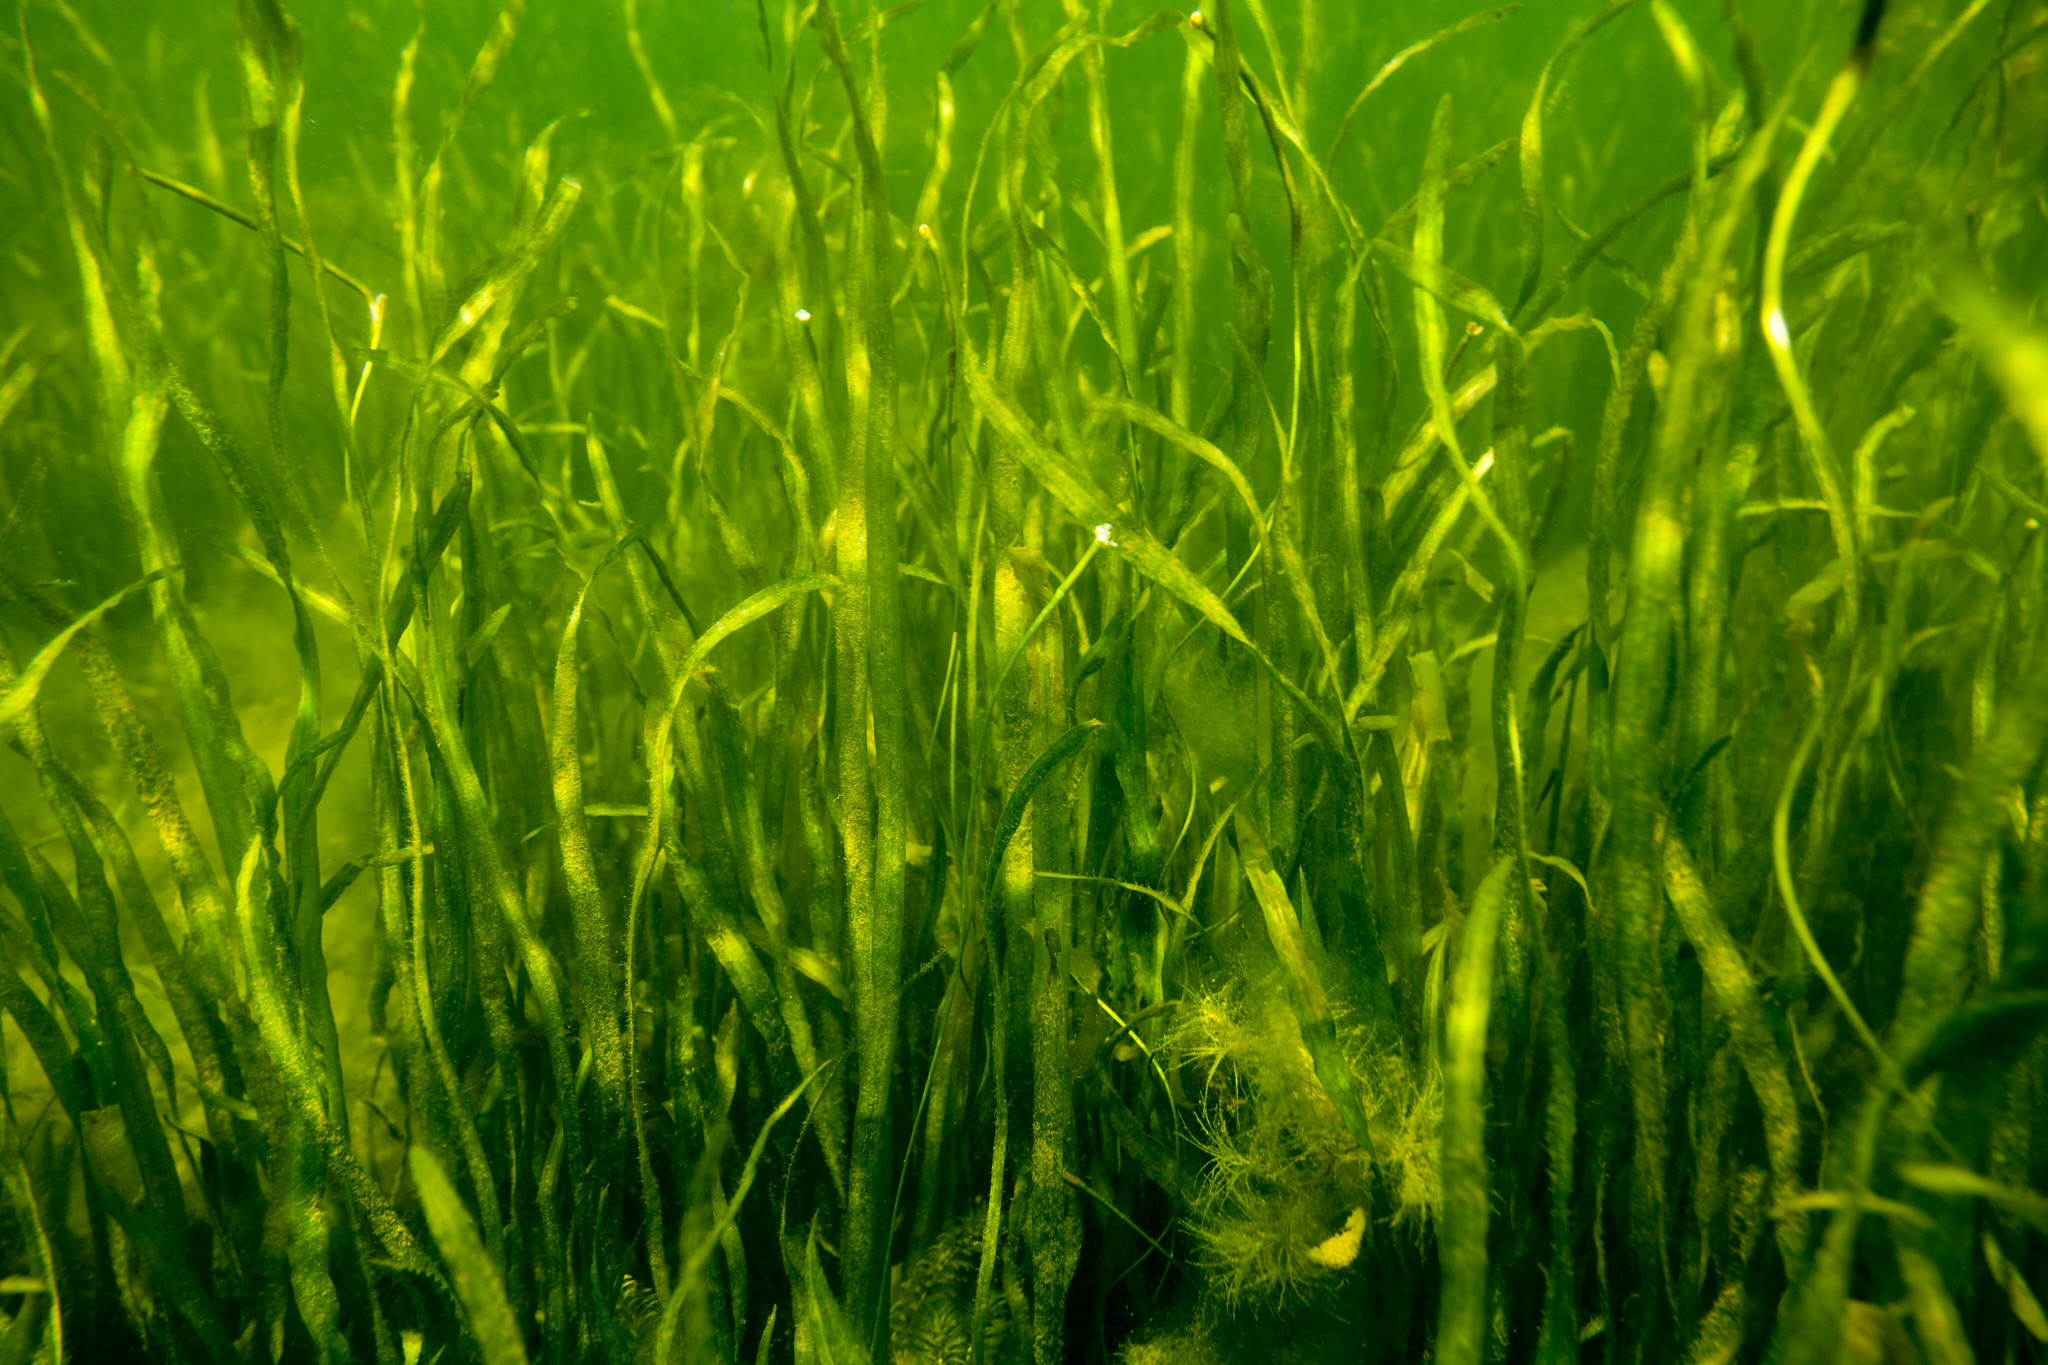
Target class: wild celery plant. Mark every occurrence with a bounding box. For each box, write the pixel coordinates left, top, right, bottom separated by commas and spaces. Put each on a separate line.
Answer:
2, 0, 2048, 1362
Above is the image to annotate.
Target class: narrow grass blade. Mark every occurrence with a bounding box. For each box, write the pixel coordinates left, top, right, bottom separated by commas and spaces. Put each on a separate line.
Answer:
410, 1147, 530, 1365
1437, 856, 1513, 1365
1234, 811, 1377, 1160
1326, 5, 1521, 165
0, 575, 159, 733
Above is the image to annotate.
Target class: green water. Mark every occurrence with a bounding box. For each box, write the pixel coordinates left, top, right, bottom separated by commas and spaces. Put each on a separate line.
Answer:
1, 1, 2045, 1361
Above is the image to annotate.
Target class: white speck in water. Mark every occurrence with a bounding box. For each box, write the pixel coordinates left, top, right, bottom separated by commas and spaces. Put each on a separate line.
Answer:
795, 308, 812, 323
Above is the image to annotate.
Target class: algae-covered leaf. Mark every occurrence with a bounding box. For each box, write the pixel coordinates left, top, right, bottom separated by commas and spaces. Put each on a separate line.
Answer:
680, 574, 841, 681
801, 1234, 872, 1365
442, 0, 529, 147
980, 721, 1102, 917
409, 1147, 529, 1365
428, 175, 580, 365
1437, 856, 1514, 1365
966, 363, 1343, 749
1234, 811, 1378, 1161
961, 362, 1116, 526
1373, 237, 1510, 331
0, 575, 160, 734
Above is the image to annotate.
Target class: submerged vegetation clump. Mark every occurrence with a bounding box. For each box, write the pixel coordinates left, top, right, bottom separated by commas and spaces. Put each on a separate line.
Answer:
2, 0, 2048, 1362
1170, 973, 1438, 1309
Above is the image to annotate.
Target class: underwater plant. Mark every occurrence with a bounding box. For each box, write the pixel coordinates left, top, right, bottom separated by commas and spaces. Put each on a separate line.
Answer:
1169, 973, 1437, 1309
2, 0, 2048, 1361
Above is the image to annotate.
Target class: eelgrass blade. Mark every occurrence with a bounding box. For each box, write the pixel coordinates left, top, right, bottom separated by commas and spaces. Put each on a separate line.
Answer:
0, 575, 159, 733
1532, 918, 1578, 1365
1437, 856, 1513, 1365
971, 716, 1099, 1365
411, 1147, 530, 1365
807, 2, 909, 1337
1169, 26, 1203, 432
550, 534, 641, 1131
653, 1063, 830, 1365
1602, 72, 1788, 1346
0, 1077, 62, 1365
1234, 811, 1377, 1160
979, 721, 1105, 934
1939, 279, 2048, 475
1325, 4, 1520, 167
1661, 831, 1806, 1270
1411, 95, 1527, 600
1512, 1, 1637, 315
800, 1233, 874, 1365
